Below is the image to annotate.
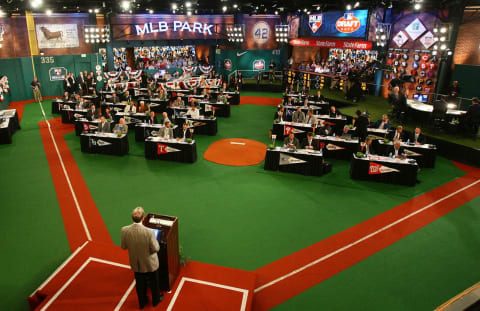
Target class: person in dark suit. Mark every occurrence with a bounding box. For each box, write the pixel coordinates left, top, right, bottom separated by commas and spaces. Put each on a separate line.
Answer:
387, 141, 406, 159
448, 81, 461, 98
275, 106, 286, 122
111, 92, 120, 104
411, 127, 426, 145
284, 96, 295, 106
317, 124, 334, 136
311, 90, 325, 102
63, 75, 71, 95
283, 132, 299, 149
357, 137, 376, 155
124, 90, 133, 103
175, 123, 194, 140
86, 105, 99, 121
292, 107, 305, 123
462, 97, 480, 133
77, 72, 86, 95
373, 114, 392, 130
354, 110, 369, 142
97, 116, 111, 133
329, 106, 342, 118
68, 73, 76, 94
301, 132, 316, 150
103, 107, 115, 121
121, 207, 163, 309
388, 125, 406, 142
147, 111, 158, 124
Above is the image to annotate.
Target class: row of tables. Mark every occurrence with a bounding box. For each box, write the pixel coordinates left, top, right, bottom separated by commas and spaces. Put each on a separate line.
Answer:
0, 109, 20, 144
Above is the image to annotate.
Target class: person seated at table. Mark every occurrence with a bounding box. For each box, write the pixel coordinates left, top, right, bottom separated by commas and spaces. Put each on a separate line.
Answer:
73, 93, 81, 103
411, 127, 425, 145
124, 90, 133, 103
161, 112, 171, 125
284, 96, 295, 106
357, 137, 376, 155
185, 103, 200, 118
175, 122, 194, 141
124, 101, 137, 114
146, 89, 154, 100
76, 97, 87, 110
191, 86, 200, 96
62, 92, 70, 101
87, 105, 99, 121
388, 125, 405, 142
305, 109, 317, 125
147, 111, 158, 124
302, 98, 309, 108
283, 132, 299, 149
158, 89, 167, 101
292, 107, 305, 123
340, 125, 351, 139
137, 101, 149, 113
218, 91, 229, 104
461, 97, 480, 134
103, 107, 115, 121
329, 106, 342, 118
112, 118, 128, 134
302, 132, 316, 150
275, 106, 285, 122
388, 141, 406, 159
300, 86, 309, 96
111, 92, 120, 104
373, 114, 392, 130
97, 116, 111, 133
311, 90, 325, 102
172, 96, 184, 108
160, 121, 174, 139
317, 123, 333, 136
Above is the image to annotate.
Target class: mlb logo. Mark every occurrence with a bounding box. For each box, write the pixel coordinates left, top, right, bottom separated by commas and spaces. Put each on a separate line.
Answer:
309, 14, 323, 33
344, 13, 354, 20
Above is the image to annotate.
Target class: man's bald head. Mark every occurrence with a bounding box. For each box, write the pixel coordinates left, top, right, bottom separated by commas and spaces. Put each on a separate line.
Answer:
131, 207, 145, 223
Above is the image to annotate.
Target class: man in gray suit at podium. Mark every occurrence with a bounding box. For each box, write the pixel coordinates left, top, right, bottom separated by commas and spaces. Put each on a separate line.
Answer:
121, 207, 163, 309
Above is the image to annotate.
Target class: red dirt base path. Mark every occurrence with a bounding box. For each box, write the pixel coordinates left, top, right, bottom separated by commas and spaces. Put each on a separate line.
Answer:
203, 138, 267, 166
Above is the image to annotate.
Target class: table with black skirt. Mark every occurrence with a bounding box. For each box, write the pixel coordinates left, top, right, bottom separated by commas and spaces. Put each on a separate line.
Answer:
145, 137, 197, 163
144, 99, 169, 113
375, 140, 437, 168
61, 108, 88, 124
135, 123, 177, 142
52, 99, 76, 114
74, 118, 110, 136
100, 102, 127, 114
82, 95, 101, 107
315, 115, 348, 134
350, 154, 418, 186
272, 121, 315, 141
313, 135, 359, 160
0, 109, 21, 144
199, 101, 231, 117
225, 92, 240, 105
174, 116, 217, 135
99, 90, 114, 101
80, 132, 129, 156
264, 147, 326, 176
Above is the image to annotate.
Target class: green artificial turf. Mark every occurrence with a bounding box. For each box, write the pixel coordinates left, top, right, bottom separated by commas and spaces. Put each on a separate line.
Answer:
0, 102, 70, 311
63, 103, 465, 271
273, 195, 480, 311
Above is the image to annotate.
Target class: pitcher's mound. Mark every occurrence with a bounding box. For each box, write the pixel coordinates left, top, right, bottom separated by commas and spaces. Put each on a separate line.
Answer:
204, 138, 267, 166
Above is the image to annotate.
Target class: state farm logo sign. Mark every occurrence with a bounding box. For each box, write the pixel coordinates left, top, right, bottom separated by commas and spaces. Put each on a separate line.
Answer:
336, 13, 361, 33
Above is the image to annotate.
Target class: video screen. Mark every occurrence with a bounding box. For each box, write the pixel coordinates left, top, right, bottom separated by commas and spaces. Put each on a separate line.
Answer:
413, 94, 428, 103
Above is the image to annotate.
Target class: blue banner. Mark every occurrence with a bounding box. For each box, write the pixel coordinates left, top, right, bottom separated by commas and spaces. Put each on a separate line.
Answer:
302, 10, 369, 38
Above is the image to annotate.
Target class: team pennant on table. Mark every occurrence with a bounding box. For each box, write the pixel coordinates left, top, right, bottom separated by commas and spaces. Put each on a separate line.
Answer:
368, 162, 399, 175
89, 138, 112, 147
279, 153, 307, 165
157, 143, 181, 155
284, 125, 304, 136
319, 120, 336, 126
82, 123, 98, 132
403, 149, 422, 157
326, 143, 345, 151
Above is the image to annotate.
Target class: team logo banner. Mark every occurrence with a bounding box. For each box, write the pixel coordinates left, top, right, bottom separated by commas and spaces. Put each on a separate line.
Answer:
303, 10, 367, 38
49, 67, 68, 81
36, 24, 79, 49
284, 125, 304, 136
253, 59, 265, 71
157, 143, 181, 154
369, 162, 399, 175
224, 59, 232, 70
279, 153, 307, 165
309, 14, 323, 33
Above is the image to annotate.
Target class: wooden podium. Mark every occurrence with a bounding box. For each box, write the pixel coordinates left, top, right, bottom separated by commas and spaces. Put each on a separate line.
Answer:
142, 213, 180, 291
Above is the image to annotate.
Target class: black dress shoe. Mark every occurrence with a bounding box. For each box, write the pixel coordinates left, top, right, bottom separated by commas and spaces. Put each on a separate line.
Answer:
140, 296, 149, 309
153, 294, 164, 307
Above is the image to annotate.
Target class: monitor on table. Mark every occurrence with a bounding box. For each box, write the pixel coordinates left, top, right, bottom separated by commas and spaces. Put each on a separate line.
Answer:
413, 94, 428, 103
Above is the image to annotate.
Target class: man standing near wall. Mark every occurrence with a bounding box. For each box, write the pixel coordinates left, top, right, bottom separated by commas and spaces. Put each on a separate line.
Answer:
31, 77, 42, 102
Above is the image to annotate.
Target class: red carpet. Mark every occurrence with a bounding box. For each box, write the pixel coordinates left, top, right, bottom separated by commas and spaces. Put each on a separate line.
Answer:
203, 138, 267, 166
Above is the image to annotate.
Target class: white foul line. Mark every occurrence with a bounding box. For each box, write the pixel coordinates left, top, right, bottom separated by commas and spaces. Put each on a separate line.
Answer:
37, 100, 92, 241
255, 178, 480, 293
114, 280, 136, 311
167, 277, 249, 311
39, 257, 130, 310
30, 240, 89, 296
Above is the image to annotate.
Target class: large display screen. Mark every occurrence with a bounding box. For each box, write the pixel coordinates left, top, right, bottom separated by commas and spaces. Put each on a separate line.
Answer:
302, 10, 369, 38
111, 14, 234, 41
